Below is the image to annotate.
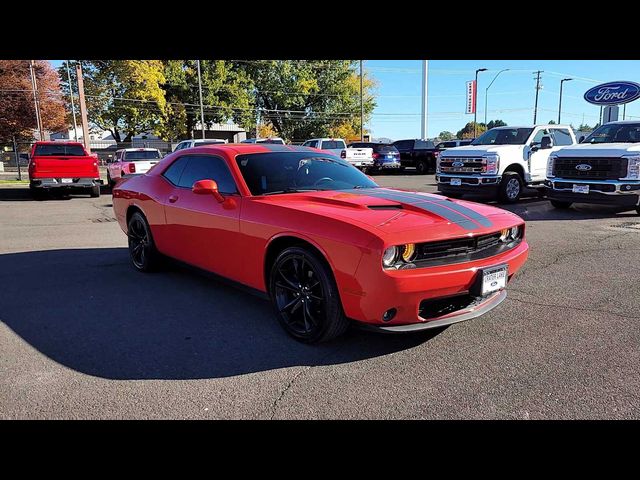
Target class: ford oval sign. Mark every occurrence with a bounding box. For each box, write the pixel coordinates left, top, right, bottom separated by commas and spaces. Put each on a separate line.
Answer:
452, 161, 464, 168
584, 81, 640, 105
575, 164, 592, 171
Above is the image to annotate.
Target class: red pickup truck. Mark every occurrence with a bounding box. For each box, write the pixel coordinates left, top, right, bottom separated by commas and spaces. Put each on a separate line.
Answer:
28, 141, 102, 199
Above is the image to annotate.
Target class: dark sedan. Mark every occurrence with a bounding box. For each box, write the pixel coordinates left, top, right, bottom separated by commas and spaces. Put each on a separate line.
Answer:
348, 142, 401, 172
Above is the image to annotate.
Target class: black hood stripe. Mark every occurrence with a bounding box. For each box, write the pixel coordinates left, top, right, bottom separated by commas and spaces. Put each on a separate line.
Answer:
351, 189, 481, 230
372, 189, 493, 228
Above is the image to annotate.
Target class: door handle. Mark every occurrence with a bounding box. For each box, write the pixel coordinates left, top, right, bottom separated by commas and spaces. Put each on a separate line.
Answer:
168, 195, 178, 203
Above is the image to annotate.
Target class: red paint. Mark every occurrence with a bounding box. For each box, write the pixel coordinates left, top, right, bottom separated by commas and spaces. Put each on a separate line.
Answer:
29, 141, 100, 180
113, 144, 529, 328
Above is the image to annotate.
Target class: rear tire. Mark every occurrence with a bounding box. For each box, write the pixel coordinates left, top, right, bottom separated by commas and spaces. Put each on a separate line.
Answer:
269, 246, 349, 343
636, 207, 640, 215
30, 187, 45, 201
90, 185, 100, 198
550, 200, 573, 209
127, 211, 160, 272
498, 172, 523, 203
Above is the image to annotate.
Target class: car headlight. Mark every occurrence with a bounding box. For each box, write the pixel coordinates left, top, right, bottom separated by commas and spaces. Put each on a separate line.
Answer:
483, 154, 499, 175
382, 246, 398, 267
623, 155, 640, 180
382, 244, 417, 269
436, 157, 441, 173
547, 154, 557, 178
499, 225, 521, 243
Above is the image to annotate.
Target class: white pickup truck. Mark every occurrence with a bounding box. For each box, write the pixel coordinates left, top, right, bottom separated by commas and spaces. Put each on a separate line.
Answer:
302, 138, 374, 171
107, 148, 163, 187
545, 120, 640, 214
436, 125, 577, 202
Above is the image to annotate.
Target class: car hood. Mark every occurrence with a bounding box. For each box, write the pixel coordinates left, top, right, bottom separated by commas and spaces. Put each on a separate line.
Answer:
255, 188, 523, 244
553, 142, 640, 157
440, 144, 524, 158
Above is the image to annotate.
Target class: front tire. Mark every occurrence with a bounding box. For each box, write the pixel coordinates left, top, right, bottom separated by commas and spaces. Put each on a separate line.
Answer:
550, 200, 573, 209
416, 159, 428, 175
90, 185, 100, 198
498, 172, 523, 203
107, 171, 115, 188
269, 246, 349, 343
127, 211, 160, 272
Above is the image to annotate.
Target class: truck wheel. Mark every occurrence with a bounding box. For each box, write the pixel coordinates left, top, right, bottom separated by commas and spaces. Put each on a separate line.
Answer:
269, 246, 349, 343
90, 185, 101, 198
107, 171, 114, 188
550, 200, 572, 209
30, 187, 45, 201
416, 160, 428, 175
636, 207, 640, 216
127, 211, 160, 272
498, 172, 523, 203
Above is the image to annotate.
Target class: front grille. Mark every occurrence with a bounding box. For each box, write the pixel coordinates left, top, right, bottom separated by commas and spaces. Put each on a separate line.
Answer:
412, 230, 522, 267
553, 181, 616, 192
553, 157, 628, 180
419, 294, 485, 320
439, 157, 484, 173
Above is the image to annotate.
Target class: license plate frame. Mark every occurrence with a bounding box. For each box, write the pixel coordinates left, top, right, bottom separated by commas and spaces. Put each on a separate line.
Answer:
572, 184, 589, 194
60, 178, 73, 184
450, 178, 462, 186
475, 264, 508, 297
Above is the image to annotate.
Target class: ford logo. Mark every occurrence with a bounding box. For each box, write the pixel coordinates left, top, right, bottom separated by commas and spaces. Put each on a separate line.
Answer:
575, 164, 592, 171
452, 161, 464, 167
584, 81, 640, 106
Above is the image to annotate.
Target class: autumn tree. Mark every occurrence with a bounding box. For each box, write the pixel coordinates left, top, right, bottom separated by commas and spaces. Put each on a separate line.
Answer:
59, 60, 167, 142
457, 122, 486, 139
233, 60, 376, 142
159, 60, 255, 140
486, 119, 507, 129
0, 60, 66, 142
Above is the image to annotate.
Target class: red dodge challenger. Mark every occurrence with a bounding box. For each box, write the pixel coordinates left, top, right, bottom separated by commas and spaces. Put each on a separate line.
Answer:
112, 144, 529, 343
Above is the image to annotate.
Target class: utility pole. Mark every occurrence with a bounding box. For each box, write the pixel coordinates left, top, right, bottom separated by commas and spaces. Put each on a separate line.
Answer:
473, 68, 487, 138
360, 60, 364, 141
66, 61, 79, 141
75, 63, 91, 153
13, 136, 21, 181
197, 60, 205, 139
29, 60, 44, 141
421, 60, 429, 139
558, 78, 572, 124
533, 70, 543, 124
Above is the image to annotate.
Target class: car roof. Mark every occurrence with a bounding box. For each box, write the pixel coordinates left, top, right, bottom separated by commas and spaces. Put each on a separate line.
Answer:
116, 148, 161, 152
180, 144, 321, 155
604, 120, 640, 125
306, 138, 345, 141
34, 141, 84, 145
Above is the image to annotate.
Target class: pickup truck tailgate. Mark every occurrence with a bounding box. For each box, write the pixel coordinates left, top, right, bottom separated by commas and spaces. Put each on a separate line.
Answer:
31, 155, 99, 178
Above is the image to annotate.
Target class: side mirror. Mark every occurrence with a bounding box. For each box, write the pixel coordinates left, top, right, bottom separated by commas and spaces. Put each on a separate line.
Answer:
192, 179, 225, 203
579, 135, 585, 143
541, 136, 553, 149
530, 142, 540, 152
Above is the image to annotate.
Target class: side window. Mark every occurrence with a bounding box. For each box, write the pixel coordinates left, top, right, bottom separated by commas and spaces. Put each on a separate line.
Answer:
178, 155, 238, 194
552, 129, 573, 146
307, 140, 318, 148
302, 141, 310, 147
530, 129, 548, 145
162, 156, 190, 186
395, 140, 410, 150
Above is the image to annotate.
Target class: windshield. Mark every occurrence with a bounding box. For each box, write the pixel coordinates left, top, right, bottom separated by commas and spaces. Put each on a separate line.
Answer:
257, 138, 285, 144
472, 128, 533, 146
236, 152, 379, 195
583, 123, 640, 143
320, 140, 346, 150
34, 144, 86, 156
197, 140, 226, 145
124, 150, 161, 160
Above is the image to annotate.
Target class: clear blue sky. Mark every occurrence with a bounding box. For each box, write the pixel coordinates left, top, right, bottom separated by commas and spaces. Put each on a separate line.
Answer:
366, 60, 640, 140
50, 60, 640, 140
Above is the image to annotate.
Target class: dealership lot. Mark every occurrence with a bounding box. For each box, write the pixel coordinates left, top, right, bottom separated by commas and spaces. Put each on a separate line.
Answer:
1, 174, 639, 419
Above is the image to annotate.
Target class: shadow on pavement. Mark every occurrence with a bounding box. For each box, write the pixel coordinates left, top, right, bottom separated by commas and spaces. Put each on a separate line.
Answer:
0, 186, 111, 202
0, 248, 440, 380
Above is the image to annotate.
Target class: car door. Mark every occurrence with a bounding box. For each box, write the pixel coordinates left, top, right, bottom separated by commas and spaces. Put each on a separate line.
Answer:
110, 151, 122, 178
394, 140, 413, 164
527, 129, 555, 181
161, 154, 243, 281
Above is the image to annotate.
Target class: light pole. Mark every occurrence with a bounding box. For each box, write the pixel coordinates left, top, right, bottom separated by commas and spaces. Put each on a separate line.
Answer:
558, 78, 573, 124
484, 69, 509, 126
196, 60, 205, 139
474, 68, 487, 138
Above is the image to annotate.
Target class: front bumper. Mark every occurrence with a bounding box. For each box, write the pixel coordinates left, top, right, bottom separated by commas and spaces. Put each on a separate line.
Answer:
375, 161, 401, 169
545, 178, 640, 207
341, 239, 528, 329
349, 160, 375, 168
436, 174, 501, 193
30, 177, 102, 189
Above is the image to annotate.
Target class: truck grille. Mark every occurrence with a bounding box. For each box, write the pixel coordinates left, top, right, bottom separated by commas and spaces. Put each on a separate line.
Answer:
553, 157, 628, 180
439, 157, 484, 173
413, 230, 522, 267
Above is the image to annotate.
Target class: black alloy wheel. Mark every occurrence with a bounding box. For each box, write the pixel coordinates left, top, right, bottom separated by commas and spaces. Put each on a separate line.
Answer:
127, 212, 159, 272
269, 247, 348, 343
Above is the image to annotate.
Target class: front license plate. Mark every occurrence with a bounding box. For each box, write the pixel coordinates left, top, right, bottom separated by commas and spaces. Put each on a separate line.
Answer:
61, 178, 73, 184
481, 265, 508, 296
572, 184, 589, 194
450, 178, 462, 186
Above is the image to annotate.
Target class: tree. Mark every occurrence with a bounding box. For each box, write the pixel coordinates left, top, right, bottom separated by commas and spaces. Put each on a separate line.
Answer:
577, 123, 592, 131
438, 131, 455, 141
159, 60, 255, 140
486, 119, 507, 130
457, 122, 486, 139
0, 60, 66, 142
233, 60, 376, 142
59, 60, 167, 142
548, 120, 557, 124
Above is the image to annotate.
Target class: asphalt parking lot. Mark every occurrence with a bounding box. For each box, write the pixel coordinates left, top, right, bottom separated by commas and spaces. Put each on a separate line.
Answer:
1, 172, 639, 419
